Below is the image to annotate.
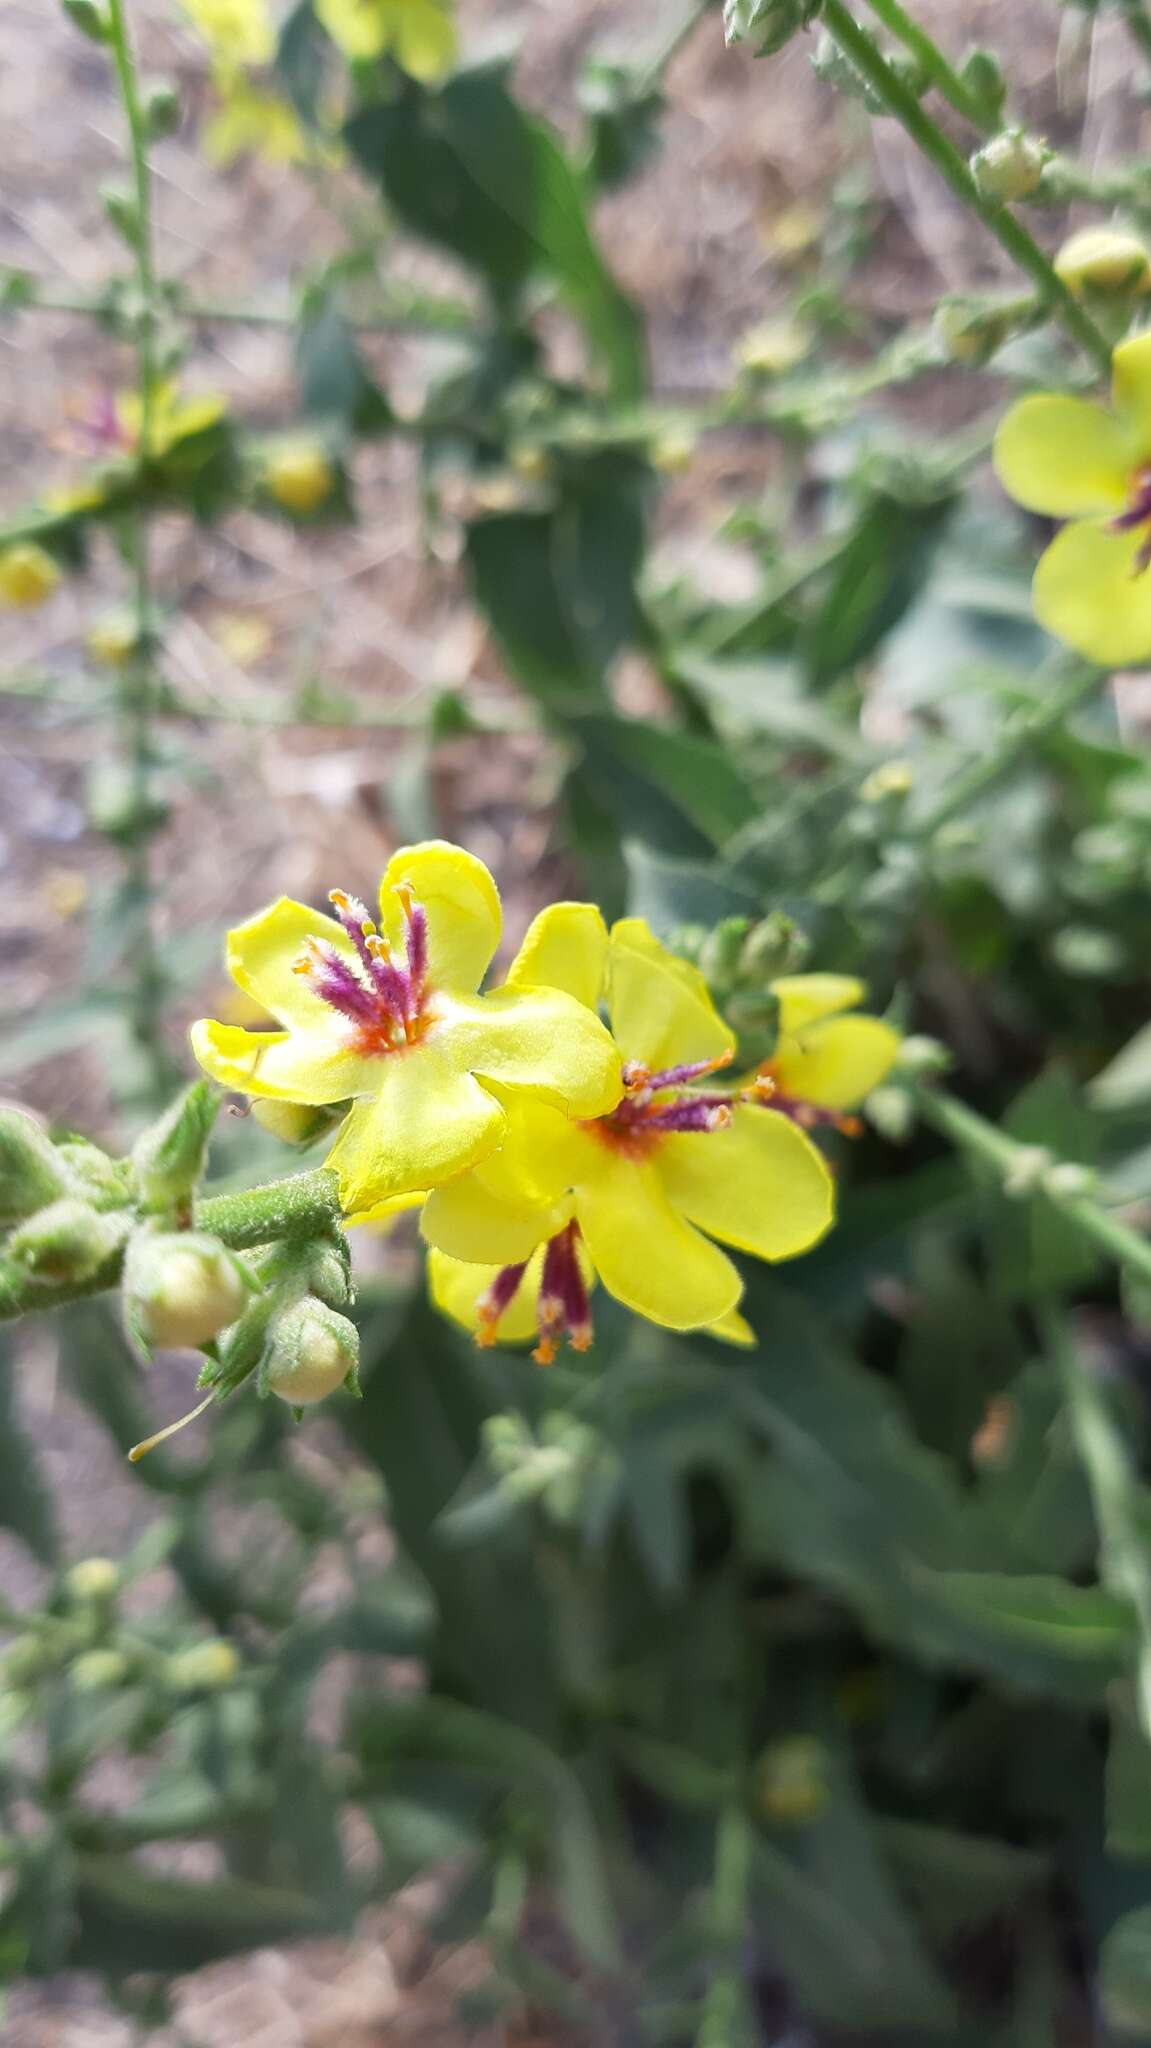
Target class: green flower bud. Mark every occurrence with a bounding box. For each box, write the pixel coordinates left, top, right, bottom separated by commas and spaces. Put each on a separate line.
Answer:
65, 1557, 120, 1604
71, 1649, 129, 1692
757, 1736, 830, 1825
698, 917, 753, 990
166, 1639, 240, 1692
143, 79, 181, 140
60, 0, 109, 39
740, 911, 809, 980
86, 760, 169, 844
8, 1199, 127, 1285
1050, 924, 1128, 978
306, 1241, 353, 1311
971, 130, 1050, 204
262, 1298, 359, 1406
100, 181, 141, 249
1055, 226, 1151, 297
0, 1108, 71, 1223
960, 47, 1007, 125
724, 0, 822, 56
864, 1085, 915, 1144
933, 295, 1022, 367
1044, 1161, 1097, 1201
130, 1081, 217, 1215
1004, 1145, 1054, 1198
54, 1141, 129, 1212
2, 1638, 49, 1690
124, 1231, 251, 1351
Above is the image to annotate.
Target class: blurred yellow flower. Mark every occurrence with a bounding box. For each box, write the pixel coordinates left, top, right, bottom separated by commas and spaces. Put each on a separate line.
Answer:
0, 542, 61, 608
205, 74, 313, 164
314, 0, 456, 78
118, 384, 226, 458
263, 439, 337, 514
994, 331, 1151, 665
192, 841, 623, 1213
86, 611, 138, 667
415, 907, 833, 1359
176, 0, 273, 65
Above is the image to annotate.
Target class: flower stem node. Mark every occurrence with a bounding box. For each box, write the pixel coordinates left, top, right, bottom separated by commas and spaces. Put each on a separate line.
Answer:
0, 542, 61, 609
757, 1736, 830, 1826
64, 1557, 120, 1606
165, 1640, 240, 1692
124, 1231, 252, 1351
130, 1081, 218, 1216
263, 439, 337, 514
1003, 1145, 1054, 1199
1044, 1161, 1098, 1201
1055, 227, 1151, 297
0, 1109, 72, 1224
8, 1199, 127, 1286
971, 130, 1050, 204
262, 1298, 360, 1406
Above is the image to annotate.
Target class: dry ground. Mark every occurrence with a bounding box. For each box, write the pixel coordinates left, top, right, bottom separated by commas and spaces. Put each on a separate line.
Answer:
2, 0, 1149, 2038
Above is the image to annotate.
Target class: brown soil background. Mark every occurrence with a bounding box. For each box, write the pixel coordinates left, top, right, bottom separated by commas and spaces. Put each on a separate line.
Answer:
2, 0, 1148, 2039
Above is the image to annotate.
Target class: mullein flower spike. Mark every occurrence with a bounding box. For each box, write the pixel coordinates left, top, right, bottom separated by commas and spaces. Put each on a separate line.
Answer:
191, 842, 623, 1214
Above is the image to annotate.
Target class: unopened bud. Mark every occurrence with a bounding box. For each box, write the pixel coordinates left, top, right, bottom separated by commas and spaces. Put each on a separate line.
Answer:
306, 1242, 353, 1311
143, 79, 181, 139
651, 428, 697, 475
961, 47, 1006, 125
8, 1198, 126, 1285
933, 295, 1021, 367
1055, 226, 1151, 297
86, 610, 138, 667
250, 1099, 343, 1145
1043, 1161, 1097, 1201
100, 181, 141, 249
263, 1297, 359, 1406
895, 1034, 951, 1076
698, 917, 753, 990
263, 440, 335, 515
86, 760, 168, 844
741, 912, 809, 980
71, 1649, 129, 1691
0, 1108, 71, 1223
54, 1141, 128, 1211
860, 759, 915, 803
757, 1736, 830, 1825
166, 1639, 240, 1691
60, 0, 109, 36
509, 443, 551, 482
735, 318, 811, 376
724, 0, 822, 56
1003, 1145, 1053, 1198
124, 1231, 251, 1351
65, 1557, 119, 1604
130, 1081, 217, 1215
0, 542, 61, 609
864, 1085, 915, 1143
971, 130, 1049, 203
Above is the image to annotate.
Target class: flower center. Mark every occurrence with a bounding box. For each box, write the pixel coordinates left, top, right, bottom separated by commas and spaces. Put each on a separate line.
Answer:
293, 882, 431, 1055
477, 1220, 593, 1366
750, 1063, 862, 1137
1112, 466, 1151, 574
591, 1052, 735, 1157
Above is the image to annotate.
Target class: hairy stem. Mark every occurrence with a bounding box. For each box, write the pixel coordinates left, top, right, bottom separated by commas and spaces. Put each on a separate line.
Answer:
860, 0, 995, 130
820, 0, 1113, 374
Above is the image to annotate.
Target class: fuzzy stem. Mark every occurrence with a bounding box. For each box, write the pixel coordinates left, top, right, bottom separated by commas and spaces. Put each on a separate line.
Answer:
105, 0, 169, 1102
696, 1798, 753, 2048
860, 0, 995, 130
1041, 1306, 1151, 1745
820, 0, 1113, 374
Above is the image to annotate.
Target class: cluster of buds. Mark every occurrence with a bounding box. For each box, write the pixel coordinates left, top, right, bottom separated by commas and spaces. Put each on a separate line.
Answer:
482, 1411, 601, 1525
0, 1083, 360, 1458
670, 912, 811, 1068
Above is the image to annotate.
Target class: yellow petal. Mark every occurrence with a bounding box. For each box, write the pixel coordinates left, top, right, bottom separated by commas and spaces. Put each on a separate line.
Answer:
429, 1245, 545, 1346
325, 1041, 504, 1208
421, 1170, 567, 1265
708, 1305, 757, 1349
574, 1151, 741, 1330
227, 896, 354, 1031
505, 902, 608, 1011
433, 987, 621, 1120
379, 840, 501, 994
1112, 330, 1151, 458
772, 1015, 902, 1110
347, 1189, 426, 1230
606, 920, 732, 1072
1032, 517, 1151, 666
314, 0, 386, 57
656, 1103, 834, 1263
769, 974, 865, 1034
393, 0, 457, 80
993, 395, 1133, 517
190, 1017, 376, 1104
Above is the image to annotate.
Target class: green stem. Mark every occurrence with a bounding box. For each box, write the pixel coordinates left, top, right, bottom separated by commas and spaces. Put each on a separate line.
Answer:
1041, 1306, 1151, 1745
906, 1079, 1151, 1293
860, 0, 994, 130
105, 0, 168, 1102
820, 0, 1113, 374
696, 1798, 753, 2048
0, 1168, 342, 1321
913, 661, 1105, 840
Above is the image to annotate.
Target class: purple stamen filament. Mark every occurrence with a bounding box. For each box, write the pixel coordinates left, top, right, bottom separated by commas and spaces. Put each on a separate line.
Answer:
605, 1052, 735, 1137
291, 881, 432, 1051
476, 1222, 592, 1365
1111, 467, 1151, 575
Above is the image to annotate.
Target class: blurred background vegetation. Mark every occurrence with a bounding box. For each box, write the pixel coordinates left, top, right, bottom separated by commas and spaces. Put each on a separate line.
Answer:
8, 0, 1151, 2041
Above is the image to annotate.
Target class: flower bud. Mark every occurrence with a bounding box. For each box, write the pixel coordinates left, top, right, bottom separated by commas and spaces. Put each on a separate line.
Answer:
933, 296, 1021, 367
124, 1231, 251, 1351
698, 917, 753, 990
53, 1140, 128, 1211
166, 1639, 240, 1691
971, 130, 1049, 204
86, 760, 168, 844
263, 440, 335, 514
757, 1736, 829, 1825
0, 542, 61, 609
739, 911, 809, 980
1055, 226, 1151, 297
1044, 1161, 1097, 1201
864, 1084, 915, 1143
509, 443, 551, 482
1003, 1145, 1053, 1198
60, 0, 109, 37
306, 1241, 353, 1311
100, 180, 141, 249
130, 1081, 217, 1215
8, 1199, 126, 1285
0, 1108, 71, 1223
650, 428, 697, 475
250, 1099, 343, 1145
86, 610, 138, 667
735, 318, 811, 376
724, 0, 822, 56
143, 79, 181, 140
961, 47, 1006, 125
262, 1297, 359, 1406
895, 1034, 951, 1076
860, 759, 914, 803
65, 1557, 119, 1604
71, 1649, 129, 1691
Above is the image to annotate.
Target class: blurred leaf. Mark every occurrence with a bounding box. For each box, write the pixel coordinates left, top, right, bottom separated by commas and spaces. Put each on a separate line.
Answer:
1103, 1904, 1151, 2038
1108, 1701, 1151, 1862
0, 1334, 58, 1564
572, 714, 758, 854
623, 843, 764, 928
1092, 1024, 1151, 1113
69, 1857, 329, 1974
802, 494, 953, 689
275, 0, 329, 126
916, 1571, 1136, 1700
964, 1360, 1094, 1578
879, 1818, 1045, 1941
669, 651, 865, 757
295, 291, 392, 432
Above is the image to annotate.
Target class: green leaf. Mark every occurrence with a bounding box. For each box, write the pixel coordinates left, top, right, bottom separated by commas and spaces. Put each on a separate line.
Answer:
295, 291, 392, 433
1103, 1904, 1151, 2038
0, 1334, 59, 1564
275, 0, 329, 127
572, 713, 760, 853
1092, 1023, 1151, 1113
623, 843, 764, 928
69, 1857, 329, 1975
879, 1819, 1045, 1941
1108, 1701, 1151, 1862
914, 1570, 1136, 1700
802, 493, 953, 689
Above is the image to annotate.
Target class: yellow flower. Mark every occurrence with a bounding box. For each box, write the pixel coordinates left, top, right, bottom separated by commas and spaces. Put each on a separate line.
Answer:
263, 440, 336, 514
176, 0, 273, 65
314, 0, 455, 77
993, 332, 1151, 665
414, 906, 834, 1359
205, 75, 314, 165
756, 974, 902, 1129
0, 542, 61, 608
191, 842, 623, 1213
